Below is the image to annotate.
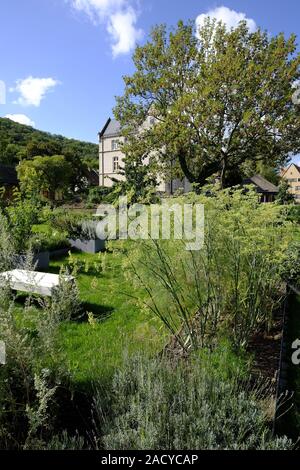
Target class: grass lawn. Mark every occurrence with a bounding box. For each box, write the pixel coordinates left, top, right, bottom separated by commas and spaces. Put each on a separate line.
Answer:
13, 241, 167, 390
46, 243, 167, 388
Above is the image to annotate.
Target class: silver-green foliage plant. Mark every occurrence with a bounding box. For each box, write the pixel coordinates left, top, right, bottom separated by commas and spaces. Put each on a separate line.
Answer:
99, 350, 293, 450
0, 212, 16, 271
0, 270, 83, 449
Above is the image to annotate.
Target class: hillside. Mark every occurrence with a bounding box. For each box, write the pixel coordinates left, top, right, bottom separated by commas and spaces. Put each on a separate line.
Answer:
0, 117, 98, 168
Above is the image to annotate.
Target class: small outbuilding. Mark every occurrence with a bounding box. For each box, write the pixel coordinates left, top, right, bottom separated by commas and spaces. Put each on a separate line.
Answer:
242, 174, 279, 203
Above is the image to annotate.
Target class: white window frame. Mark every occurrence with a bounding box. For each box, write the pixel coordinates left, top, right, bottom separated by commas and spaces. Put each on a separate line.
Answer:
111, 139, 120, 151
113, 156, 119, 173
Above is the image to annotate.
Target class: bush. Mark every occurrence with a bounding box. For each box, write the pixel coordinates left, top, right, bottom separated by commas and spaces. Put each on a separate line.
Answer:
30, 232, 70, 253
50, 210, 97, 240
0, 212, 16, 271
96, 350, 292, 450
87, 186, 113, 205
4, 196, 40, 253
279, 241, 300, 287
276, 180, 295, 205
284, 204, 300, 224
0, 270, 84, 449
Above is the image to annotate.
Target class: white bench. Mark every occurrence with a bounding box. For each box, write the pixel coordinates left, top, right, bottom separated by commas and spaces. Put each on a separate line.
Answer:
0, 269, 74, 297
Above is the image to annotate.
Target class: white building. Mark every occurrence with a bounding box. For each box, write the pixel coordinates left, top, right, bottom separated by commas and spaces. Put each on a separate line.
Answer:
98, 117, 191, 194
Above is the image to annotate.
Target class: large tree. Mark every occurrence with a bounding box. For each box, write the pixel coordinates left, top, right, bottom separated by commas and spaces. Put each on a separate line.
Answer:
17, 155, 72, 201
115, 19, 300, 188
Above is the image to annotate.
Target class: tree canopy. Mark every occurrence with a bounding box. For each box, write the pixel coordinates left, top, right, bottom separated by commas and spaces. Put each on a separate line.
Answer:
17, 155, 73, 201
115, 19, 300, 188
0, 117, 98, 169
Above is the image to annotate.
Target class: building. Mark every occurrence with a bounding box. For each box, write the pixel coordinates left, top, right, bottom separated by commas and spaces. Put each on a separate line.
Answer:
0, 164, 18, 198
98, 119, 278, 201
99, 118, 125, 188
242, 174, 279, 202
280, 163, 300, 203
98, 118, 191, 193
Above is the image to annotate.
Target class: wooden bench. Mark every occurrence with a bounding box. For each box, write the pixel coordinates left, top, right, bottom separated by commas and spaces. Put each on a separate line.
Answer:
0, 269, 74, 297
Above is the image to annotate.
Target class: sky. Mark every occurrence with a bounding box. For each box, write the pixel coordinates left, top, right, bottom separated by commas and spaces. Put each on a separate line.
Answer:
1, 0, 300, 158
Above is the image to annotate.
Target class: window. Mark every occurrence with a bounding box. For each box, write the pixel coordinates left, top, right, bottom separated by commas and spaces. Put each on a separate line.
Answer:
149, 116, 155, 126
295, 186, 300, 191
111, 139, 120, 151
113, 156, 119, 172
288, 178, 298, 182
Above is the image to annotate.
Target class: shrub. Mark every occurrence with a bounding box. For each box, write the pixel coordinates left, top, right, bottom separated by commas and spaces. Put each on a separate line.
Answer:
50, 210, 97, 240
279, 241, 300, 287
87, 186, 113, 205
97, 350, 292, 450
0, 212, 16, 271
284, 204, 300, 224
0, 271, 84, 449
276, 180, 295, 205
2, 195, 40, 253
30, 232, 70, 253
127, 188, 292, 349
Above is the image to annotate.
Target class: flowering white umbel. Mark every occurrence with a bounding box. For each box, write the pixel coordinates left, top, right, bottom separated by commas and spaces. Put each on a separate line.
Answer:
95, 197, 205, 251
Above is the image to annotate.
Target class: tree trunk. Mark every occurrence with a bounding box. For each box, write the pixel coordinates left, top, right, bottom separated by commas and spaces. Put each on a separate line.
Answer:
178, 149, 221, 187
220, 156, 227, 189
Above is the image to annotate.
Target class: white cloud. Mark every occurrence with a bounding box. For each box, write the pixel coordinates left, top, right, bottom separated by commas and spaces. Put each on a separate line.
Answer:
5, 114, 36, 127
69, 0, 143, 56
12, 76, 59, 107
107, 8, 143, 57
196, 6, 257, 34
71, 0, 124, 22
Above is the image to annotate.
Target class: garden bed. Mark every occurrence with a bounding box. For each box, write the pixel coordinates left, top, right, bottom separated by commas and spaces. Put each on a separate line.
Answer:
247, 308, 284, 387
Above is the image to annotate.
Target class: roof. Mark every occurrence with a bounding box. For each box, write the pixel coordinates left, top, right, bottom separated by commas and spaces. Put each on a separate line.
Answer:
0, 164, 18, 186
281, 163, 300, 177
99, 118, 121, 138
243, 174, 279, 194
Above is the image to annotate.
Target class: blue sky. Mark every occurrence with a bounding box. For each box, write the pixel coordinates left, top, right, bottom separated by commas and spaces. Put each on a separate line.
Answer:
1, 0, 300, 152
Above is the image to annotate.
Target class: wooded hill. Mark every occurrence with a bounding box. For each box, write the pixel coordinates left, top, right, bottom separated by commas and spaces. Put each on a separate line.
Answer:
0, 117, 98, 168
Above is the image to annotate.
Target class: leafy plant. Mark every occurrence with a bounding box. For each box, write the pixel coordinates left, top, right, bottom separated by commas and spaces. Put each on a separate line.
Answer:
4, 194, 40, 253
276, 180, 295, 205
50, 210, 98, 240
127, 188, 292, 349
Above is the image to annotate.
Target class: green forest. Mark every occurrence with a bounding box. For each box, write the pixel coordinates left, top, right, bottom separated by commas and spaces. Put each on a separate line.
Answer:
0, 117, 98, 168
